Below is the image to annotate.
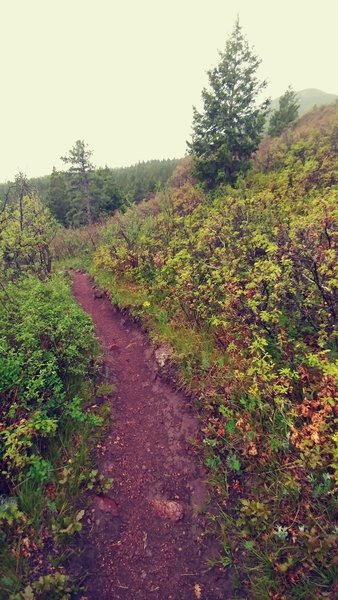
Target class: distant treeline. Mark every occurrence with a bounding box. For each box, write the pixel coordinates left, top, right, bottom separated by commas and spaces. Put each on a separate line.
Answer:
0, 158, 180, 227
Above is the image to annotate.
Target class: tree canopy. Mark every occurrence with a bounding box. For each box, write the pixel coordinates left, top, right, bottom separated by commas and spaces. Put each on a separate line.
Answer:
268, 86, 300, 136
0, 173, 56, 281
61, 140, 94, 225
188, 18, 270, 188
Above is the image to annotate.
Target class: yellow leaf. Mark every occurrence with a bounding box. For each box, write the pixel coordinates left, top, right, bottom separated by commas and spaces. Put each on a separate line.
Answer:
194, 583, 202, 599
76, 509, 85, 522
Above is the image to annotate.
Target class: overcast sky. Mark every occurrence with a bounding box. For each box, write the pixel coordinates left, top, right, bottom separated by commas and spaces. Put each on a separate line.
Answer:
0, 0, 337, 181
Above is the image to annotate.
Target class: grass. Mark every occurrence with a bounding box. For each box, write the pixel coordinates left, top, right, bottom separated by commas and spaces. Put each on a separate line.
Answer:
55, 254, 94, 272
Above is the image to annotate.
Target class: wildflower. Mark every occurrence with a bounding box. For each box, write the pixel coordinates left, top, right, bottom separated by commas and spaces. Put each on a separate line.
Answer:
274, 525, 289, 541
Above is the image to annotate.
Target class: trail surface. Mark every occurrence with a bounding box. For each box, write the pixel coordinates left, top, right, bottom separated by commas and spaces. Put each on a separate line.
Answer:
71, 271, 230, 600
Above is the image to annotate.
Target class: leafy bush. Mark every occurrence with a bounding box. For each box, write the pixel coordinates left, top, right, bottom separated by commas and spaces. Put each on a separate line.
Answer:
0, 274, 101, 597
0, 191, 56, 283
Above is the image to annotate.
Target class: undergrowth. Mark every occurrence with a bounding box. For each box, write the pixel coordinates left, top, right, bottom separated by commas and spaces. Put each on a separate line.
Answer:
85, 106, 338, 599
0, 274, 109, 599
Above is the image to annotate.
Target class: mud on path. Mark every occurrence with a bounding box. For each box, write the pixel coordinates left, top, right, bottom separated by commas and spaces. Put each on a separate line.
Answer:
71, 272, 230, 600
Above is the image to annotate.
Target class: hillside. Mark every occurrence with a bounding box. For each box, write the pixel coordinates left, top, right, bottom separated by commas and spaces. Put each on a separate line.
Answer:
270, 87, 338, 116
83, 104, 337, 599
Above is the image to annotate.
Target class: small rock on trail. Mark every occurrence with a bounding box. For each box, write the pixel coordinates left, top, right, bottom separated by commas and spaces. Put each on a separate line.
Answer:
94, 496, 119, 516
150, 497, 184, 522
71, 271, 231, 600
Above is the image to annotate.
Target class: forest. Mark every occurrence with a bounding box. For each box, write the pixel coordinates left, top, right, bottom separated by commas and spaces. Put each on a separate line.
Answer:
0, 18, 337, 600
0, 158, 179, 228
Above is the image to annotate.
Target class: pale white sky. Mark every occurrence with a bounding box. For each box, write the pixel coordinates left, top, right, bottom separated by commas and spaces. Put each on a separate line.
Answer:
0, 0, 337, 181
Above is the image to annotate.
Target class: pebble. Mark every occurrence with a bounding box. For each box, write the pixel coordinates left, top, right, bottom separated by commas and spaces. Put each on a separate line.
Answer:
150, 498, 184, 522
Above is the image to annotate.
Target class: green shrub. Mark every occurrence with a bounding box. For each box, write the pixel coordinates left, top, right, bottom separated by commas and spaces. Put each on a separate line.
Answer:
0, 274, 102, 597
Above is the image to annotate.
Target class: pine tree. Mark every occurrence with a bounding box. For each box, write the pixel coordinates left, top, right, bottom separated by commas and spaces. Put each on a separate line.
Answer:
89, 168, 125, 219
188, 18, 270, 188
268, 86, 300, 137
61, 140, 94, 225
47, 168, 70, 226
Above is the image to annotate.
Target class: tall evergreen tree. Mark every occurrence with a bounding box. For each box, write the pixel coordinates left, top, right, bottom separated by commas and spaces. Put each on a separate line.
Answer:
47, 168, 70, 226
90, 168, 125, 219
268, 86, 300, 137
61, 140, 94, 225
188, 18, 270, 188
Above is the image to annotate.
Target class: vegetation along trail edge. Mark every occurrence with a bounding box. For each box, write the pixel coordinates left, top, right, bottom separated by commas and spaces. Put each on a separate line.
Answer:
71, 270, 231, 600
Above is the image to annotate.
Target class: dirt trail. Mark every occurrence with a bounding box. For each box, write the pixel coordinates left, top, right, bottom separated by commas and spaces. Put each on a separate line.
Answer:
71, 272, 230, 600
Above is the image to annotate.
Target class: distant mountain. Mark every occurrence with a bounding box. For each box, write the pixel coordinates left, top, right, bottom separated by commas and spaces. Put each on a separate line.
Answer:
270, 88, 338, 117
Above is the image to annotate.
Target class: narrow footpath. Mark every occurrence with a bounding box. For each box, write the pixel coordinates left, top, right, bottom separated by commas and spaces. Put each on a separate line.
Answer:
71, 271, 230, 600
